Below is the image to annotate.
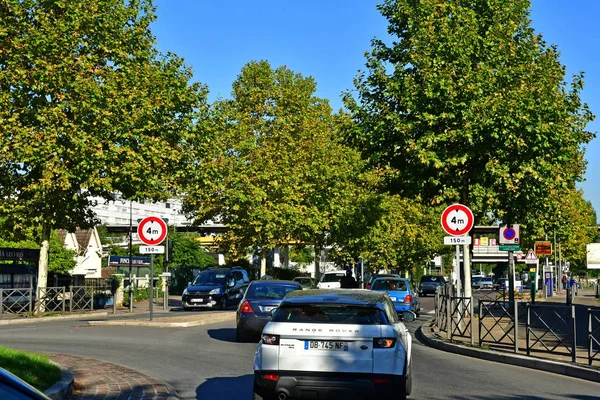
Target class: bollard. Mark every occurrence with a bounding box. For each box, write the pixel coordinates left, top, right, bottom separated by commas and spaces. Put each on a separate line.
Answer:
514, 300, 519, 353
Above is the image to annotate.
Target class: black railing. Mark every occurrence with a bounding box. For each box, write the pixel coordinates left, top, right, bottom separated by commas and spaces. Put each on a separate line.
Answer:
588, 308, 600, 365
479, 300, 518, 352
526, 304, 576, 363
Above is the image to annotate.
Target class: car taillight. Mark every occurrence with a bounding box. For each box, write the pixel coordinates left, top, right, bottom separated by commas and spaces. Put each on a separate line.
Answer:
240, 300, 254, 313
372, 377, 390, 384
366, 284, 371, 289
404, 294, 412, 304
263, 374, 279, 381
262, 334, 280, 345
373, 338, 396, 348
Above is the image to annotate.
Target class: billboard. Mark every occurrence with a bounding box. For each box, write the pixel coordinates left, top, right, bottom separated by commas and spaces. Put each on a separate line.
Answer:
534, 241, 553, 256
587, 243, 600, 269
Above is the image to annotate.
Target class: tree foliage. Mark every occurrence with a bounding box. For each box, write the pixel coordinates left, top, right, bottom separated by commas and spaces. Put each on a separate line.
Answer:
183, 61, 366, 276
0, 0, 206, 289
344, 0, 595, 231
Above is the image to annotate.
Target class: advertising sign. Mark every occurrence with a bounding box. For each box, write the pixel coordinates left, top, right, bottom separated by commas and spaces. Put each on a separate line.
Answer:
587, 243, 600, 269
534, 241, 553, 256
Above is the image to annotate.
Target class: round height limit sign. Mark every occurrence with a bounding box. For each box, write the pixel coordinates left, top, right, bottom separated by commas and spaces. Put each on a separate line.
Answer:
137, 216, 167, 246
441, 204, 474, 236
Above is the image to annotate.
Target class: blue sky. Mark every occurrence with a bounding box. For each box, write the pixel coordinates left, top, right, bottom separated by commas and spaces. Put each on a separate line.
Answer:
151, 0, 600, 222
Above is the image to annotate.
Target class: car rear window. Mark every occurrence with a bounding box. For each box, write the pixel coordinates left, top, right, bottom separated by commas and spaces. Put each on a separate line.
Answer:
371, 279, 407, 291
247, 284, 300, 300
272, 305, 384, 325
321, 273, 345, 283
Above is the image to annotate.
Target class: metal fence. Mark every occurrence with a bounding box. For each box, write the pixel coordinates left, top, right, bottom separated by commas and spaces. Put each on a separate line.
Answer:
588, 308, 600, 365
479, 300, 518, 353
526, 304, 576, 362
0, 285, 103, 316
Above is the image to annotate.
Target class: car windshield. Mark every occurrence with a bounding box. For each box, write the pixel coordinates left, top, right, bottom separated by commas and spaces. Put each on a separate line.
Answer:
273, 304, 383, 325
321, 273, 345, 282
371, 279, 408, 291
247, 284, 300, 299
192, 271, 227, 286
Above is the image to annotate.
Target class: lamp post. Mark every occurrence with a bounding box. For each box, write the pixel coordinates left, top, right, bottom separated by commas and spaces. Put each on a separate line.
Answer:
129, 200, 133, 313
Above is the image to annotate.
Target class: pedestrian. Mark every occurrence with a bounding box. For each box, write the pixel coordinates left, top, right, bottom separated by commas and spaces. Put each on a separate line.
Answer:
562, 274, 568, 290
340, 269, 358, 289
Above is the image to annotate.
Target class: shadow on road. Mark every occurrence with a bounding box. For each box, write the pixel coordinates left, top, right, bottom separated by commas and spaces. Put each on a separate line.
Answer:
207, 328, 238, 343
196, 374, 253, 400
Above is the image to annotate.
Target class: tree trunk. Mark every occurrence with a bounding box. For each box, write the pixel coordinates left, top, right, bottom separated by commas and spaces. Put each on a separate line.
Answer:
260, 248, 267, 278
314, 243, 321, 281
36, 221, 51, 314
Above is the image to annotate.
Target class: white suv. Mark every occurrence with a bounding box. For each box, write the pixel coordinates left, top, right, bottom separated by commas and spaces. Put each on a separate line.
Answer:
253, 289, 414, 400
316, 270, 348, 289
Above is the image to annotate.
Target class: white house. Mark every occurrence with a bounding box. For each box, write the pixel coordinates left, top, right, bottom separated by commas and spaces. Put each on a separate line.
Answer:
58, 228, 103, 278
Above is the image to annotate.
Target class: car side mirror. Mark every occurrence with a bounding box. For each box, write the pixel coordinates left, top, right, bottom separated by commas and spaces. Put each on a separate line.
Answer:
400, 311, 416, 322
228, 278, 236, 287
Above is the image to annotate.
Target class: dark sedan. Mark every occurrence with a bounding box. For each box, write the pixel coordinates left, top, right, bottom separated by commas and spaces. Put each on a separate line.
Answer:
236, 280, 302, 342
419, 275, 446, 296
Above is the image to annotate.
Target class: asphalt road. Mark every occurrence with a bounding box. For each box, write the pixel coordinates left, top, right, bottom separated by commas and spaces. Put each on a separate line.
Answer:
1, 297, 599, 399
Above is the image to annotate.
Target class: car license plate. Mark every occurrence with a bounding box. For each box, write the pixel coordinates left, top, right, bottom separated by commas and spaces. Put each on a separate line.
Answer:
304, 341, 348, 351
389, 296, 397, 301
190, 298, 203, 303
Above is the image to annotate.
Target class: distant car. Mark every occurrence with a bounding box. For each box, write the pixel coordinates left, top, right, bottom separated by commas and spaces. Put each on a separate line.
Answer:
0, 367, 50, 400
260, 275, 275, 280
236, 280, 302, 342
181, 267, 249, 311
292, 277, 316, 289
365, 273, 400, 289
253, 289, 415, 400
370, 277, 420, 316
495, 278, 508, 290
419, 275, 446, 296
473, 277, 494, 290
316, 270, 348, 289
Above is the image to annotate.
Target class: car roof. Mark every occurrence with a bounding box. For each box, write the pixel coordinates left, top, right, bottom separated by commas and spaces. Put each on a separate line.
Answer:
250, 280, 300, 286
281, 289, 386, 308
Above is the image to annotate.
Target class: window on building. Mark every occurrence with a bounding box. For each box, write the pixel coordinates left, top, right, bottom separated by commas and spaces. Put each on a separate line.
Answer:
13, 274, 32, 288
0, 274, 11, 289
165, 202, 170, 209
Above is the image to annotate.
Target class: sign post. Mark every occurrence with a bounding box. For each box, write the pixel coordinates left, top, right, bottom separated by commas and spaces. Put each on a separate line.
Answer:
137, 216, 168, 321
525, 249, 538, 303
441, 204, 475, 299
499, 225, 520, 303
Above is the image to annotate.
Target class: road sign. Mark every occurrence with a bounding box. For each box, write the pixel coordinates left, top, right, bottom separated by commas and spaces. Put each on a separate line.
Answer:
140, 245, 165, 254
440, 204, 474, 236
524, 249, 538, 264
534, 241, 552, 256
499, 244, 520, 252
499, 225, 520, 244
444, 236, 472, 245
161, 272, 172, 277
516, 253, 523, 260
137, 216, 168, 246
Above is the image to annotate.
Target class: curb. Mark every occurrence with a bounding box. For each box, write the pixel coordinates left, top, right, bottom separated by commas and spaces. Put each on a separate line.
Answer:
44, 362, 74, 400
418, 319, 600, 383
86, 312, 236, 328
0, 311, 108, 326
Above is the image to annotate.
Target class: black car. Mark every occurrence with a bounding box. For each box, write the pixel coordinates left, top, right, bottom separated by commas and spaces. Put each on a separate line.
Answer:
419, 275, 446, 296
182, 267, 250, 311
0, 367, 50, 400
236, 280, 302, 342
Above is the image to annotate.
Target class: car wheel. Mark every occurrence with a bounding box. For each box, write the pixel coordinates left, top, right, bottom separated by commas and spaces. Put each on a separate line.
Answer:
183, 306, 191, 312
252, 384, 271, 400
405, 360, 413, 396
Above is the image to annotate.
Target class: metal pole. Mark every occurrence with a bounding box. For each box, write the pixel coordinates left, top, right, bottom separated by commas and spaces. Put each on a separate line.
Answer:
455, 245, 461, 296
464, 242, 472, 298
447, 290, 452, 340
508, 251, 515, 303
360, 258, 365, 289
470, 298, 474, 346
526, 304, 531, 356
0, 289, 3, 316
149, 254, 154, 321
62, 287, 65, 314
572, 305, 577, 363
588, 308, 592, 366
129, 200, 133, 313
545, 233, 549, 296
513, 300, 518, 353
478, 301, 483, 346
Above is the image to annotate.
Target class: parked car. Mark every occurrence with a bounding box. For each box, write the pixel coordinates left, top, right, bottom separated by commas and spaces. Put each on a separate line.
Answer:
292, 276, 316, 289
495, 277, 508, 290
472, 276, 494, 290
0, 367, 50, 400
419, 275, 446, 296
365, 273, 400, 289
369, 277, 420, 316
316, 270, 348, 289
260, 275, 275, 280
254, 289, 415, 400
236, 280, 302, 342
181, 267, 249, 311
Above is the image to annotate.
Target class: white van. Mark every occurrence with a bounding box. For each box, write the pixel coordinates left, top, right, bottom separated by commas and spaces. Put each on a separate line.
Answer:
317, 270, 348, 289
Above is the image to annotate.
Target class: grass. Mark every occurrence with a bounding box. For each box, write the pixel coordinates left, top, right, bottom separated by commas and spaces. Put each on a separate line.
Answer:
0, 346, 61, 391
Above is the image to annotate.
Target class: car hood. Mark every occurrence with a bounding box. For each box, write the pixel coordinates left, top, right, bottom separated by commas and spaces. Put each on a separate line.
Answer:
185, 285, 223, 292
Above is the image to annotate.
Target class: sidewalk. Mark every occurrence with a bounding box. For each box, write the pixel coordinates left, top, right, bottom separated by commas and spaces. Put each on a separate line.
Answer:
49, 354, 178, 400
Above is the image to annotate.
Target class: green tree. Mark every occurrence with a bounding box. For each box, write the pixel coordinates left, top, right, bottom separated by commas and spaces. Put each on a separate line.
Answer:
184, 61, 365, 278
344, 0, 594, 229
0, 0, 206, 292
